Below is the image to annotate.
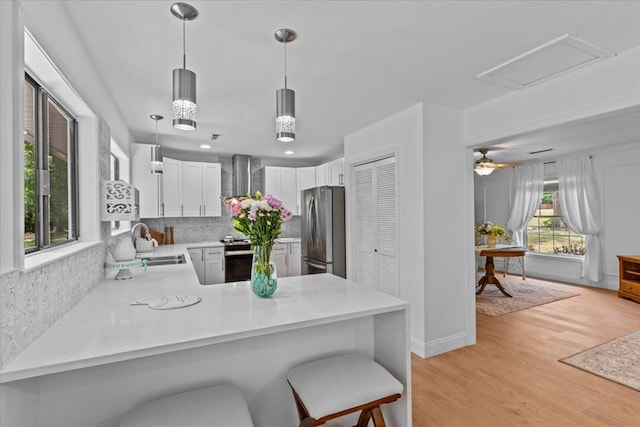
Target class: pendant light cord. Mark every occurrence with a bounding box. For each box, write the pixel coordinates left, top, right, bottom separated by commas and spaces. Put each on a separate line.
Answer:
284, 41, 288, 89
182, 18, 186, 69
155, 119, 159, 145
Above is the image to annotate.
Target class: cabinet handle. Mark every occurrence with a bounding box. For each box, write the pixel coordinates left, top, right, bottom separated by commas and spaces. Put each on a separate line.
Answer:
199, 205, 202, 216
339, 173, 344, 186
203, 205, 206, 216
181, 205, 184, 216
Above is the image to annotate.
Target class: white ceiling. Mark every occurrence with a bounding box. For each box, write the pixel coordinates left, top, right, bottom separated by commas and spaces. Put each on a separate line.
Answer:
54, 0, 640, 163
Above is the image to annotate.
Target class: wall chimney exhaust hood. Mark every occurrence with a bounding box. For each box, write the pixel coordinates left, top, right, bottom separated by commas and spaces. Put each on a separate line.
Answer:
232, 155, 251, 196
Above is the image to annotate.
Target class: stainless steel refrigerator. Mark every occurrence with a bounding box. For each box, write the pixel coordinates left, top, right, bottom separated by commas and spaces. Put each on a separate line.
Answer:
301, 186, 346, 278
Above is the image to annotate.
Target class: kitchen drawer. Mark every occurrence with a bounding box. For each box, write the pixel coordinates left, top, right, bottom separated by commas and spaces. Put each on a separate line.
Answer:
273, 244, 287, 254
205, 248, 224, 259
619, 279, 640, 296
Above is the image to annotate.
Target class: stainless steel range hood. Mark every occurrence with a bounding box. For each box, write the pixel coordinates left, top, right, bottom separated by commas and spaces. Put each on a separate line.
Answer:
232, 154, 251, 196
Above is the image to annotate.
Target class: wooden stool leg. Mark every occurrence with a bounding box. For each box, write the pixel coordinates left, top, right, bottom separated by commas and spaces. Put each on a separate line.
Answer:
371, 406, 386, 427
356, 408, 372, 426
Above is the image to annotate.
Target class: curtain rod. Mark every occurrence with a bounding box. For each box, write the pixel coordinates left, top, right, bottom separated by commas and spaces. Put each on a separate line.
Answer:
543, 155, 592, 165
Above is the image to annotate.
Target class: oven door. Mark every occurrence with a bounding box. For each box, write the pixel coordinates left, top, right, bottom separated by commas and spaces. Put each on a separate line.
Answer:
224, 250, 253, 282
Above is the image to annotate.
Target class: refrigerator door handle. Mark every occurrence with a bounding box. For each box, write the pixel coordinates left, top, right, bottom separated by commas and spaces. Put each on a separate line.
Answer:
310, 196, 317, 245
303, 260, 327, 270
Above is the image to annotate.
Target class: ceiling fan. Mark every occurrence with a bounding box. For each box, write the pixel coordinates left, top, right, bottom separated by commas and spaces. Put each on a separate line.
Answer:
474, 148, 521, 176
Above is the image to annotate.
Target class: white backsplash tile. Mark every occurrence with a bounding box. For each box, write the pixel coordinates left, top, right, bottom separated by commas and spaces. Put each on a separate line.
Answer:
0, 243, 106, 370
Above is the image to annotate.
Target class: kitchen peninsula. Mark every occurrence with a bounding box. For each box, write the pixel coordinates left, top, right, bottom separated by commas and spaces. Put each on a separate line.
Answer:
0, 244, 410, 427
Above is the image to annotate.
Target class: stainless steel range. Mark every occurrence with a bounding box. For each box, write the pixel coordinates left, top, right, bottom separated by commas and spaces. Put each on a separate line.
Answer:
221, 238, 253, 282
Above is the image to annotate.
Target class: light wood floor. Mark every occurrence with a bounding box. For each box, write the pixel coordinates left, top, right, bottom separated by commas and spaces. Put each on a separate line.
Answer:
411, 275, 640, 426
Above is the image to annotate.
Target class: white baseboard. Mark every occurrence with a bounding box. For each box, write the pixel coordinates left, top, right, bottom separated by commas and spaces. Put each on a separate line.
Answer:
411, 331, 471, 358
525, 270, 619, 291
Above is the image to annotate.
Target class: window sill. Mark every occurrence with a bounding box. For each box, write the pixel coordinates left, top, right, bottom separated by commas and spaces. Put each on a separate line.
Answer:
24, 241, 103, 272
525, 252, 584, 263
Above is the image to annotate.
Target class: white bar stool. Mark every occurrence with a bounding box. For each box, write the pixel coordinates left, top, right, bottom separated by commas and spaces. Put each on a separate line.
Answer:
286, 354, 403, 426
119, 384, 254, 427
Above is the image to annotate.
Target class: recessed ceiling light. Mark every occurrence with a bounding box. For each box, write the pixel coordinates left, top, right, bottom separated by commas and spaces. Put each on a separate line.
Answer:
285, 150, 294, 155
200, 144, 211, 149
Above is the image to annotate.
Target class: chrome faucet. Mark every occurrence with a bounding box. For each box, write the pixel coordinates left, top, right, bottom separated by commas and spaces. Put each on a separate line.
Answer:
130, 222, 151, 247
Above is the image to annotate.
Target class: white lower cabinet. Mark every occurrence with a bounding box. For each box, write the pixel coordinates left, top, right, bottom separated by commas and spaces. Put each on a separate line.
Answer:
204, 247, 225, 285
188, 246, 225, 285
273, 243, 288, 277
288, 242, 301, 276
273, 241, 301, 278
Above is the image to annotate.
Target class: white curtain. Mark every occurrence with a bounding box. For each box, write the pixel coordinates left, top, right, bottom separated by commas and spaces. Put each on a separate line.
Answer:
557, 156, 603, 283
506, 163, 544, 247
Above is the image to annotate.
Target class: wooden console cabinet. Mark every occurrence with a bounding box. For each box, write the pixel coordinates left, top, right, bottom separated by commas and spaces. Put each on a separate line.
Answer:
617, 255, 640, 303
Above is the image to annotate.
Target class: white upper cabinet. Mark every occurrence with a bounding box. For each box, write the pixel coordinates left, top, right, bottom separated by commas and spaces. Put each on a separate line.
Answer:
130, 143, 162, 218
181, 161, 203, 216
328, 158, 345, 186
202, 163, 222, 217
296, 167, 316, 215
162, 157, 182, 217
316, 163, 329, 187
181, 161, 222, 217
315, 158, 344, 187
262, 166, 298, 215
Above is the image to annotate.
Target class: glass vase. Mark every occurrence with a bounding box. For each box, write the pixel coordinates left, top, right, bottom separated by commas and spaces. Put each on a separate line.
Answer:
487, 236, 498, 248
251, 245, 277, 298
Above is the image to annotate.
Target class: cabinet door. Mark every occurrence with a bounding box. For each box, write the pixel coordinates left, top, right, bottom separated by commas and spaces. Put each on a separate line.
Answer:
202, 163, 221, 217
182, 161, 203, 217
296, 167, 316, 216
329, 158, 345, 186
288, 242, 301, 276
280, 167, 298, 215
264, 167, 281, 197
162, 157, 182, 217
273, 243, 288, 278
316, 163, 328, 186
130, 144, 161, 218
204, 247, 225, 285
188, 248, 205, 285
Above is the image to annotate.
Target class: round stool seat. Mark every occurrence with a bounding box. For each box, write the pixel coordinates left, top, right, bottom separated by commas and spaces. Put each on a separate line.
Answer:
119, 384, 253, 427
286, 353, 403, 421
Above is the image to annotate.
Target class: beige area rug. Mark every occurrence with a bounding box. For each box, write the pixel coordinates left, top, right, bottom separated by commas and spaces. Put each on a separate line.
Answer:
476, 282, 579, 316
560, 330, 640, 391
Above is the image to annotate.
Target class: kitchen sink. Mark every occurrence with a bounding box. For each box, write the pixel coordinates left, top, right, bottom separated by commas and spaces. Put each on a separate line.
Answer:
142, 254, 186, 266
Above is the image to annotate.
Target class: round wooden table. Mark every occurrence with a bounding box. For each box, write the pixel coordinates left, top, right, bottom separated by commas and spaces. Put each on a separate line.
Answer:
477, 247, 526, 297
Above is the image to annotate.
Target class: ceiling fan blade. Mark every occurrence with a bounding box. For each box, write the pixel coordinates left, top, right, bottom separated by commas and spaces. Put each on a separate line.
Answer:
496, 162, 522, 168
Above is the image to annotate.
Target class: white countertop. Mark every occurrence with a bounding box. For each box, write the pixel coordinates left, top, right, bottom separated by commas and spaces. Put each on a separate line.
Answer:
1, 244, 406, 383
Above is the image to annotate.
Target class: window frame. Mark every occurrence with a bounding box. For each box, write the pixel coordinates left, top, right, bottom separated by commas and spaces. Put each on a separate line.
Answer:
24, 72, 79, 254
526, 180, 585, 257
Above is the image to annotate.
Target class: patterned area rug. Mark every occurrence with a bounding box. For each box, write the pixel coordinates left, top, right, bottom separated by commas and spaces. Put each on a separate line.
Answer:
560, 330, 640, 391
476, 282, 579, 316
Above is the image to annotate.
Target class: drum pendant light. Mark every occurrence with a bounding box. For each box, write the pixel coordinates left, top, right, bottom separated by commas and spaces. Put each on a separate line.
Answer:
275, 29, 296, 142
171, 3, 198, 131
150, 114, 164, 174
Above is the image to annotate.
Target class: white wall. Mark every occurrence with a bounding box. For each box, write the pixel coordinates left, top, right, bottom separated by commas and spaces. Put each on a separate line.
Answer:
422, 104, 476, 357
474, 143, 640, 289
344, 103, 427, 354
344, 103, 476, 358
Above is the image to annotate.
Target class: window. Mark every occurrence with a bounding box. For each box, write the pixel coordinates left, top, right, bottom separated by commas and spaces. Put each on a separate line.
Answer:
24, 74, 78, 253
526, 181, 585, 256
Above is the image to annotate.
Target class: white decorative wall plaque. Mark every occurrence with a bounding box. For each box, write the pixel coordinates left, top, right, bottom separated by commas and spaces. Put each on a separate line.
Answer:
101, 180, 140, 221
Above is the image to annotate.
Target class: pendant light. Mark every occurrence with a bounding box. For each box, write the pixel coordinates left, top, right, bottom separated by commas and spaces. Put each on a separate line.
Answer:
150, 114, 164, 174
274, 29, 296, 142
171, 3, 198, 131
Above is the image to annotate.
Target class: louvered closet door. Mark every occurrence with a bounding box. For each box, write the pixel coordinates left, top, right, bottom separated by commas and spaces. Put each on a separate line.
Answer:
353, 156, 399, 297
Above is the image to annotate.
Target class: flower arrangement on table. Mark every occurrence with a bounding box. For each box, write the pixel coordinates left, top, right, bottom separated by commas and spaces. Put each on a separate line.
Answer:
222, 191, 293, 297
475, 222, 510, 247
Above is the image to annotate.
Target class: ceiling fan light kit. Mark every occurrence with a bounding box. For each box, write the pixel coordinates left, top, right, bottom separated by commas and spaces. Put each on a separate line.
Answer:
171, 2, 198, 131
275, 28, 296, 143
474, 148, 498, 176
